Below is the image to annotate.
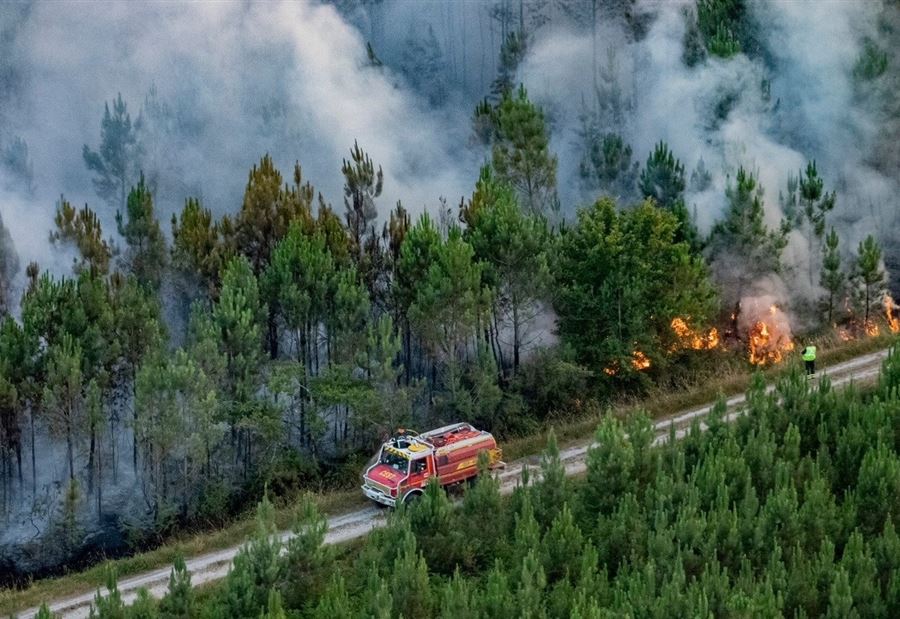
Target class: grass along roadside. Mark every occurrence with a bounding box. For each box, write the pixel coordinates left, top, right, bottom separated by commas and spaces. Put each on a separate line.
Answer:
2, 333, 894, 616
500, 332, 895, 463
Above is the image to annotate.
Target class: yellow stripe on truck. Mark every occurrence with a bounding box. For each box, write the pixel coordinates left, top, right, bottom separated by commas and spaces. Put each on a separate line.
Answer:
455, 457, 477, 470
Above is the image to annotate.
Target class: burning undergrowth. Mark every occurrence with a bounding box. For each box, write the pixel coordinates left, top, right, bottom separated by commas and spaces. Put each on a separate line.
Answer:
737, 295, 796, 366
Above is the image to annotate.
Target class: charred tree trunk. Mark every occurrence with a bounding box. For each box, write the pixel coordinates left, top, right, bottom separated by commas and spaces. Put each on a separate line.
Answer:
267, 307, 279, 360
30, 408, 36, 496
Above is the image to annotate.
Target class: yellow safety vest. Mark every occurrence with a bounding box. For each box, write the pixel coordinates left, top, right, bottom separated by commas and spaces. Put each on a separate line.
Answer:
802, 346, 816, 362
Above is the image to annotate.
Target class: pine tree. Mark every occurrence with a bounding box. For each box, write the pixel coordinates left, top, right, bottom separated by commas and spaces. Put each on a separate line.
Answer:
341, 141, 382, 263
0, 212, 18, 315
791, 160, 837, 287
222, 494, 282, 618
312, 573, 352, 617
639, 142, 685, 210
439, 568, 473, 618
480, 560, 517, 619
399, 23, 448, 106
116, 174, 167, 290
229, 156, 314, 275
36, 602, 56, 619
212, 256, 265, 416
1, 135, 35, 195
463, 166, 551, 372
583, 417, 634, 520
280, 495, 334, 611
516, 549, 547, 618
492, 85, 558, 216
533, 429, 567, 527
820, 227, 844, 325
389, 538, 432, 618
43, 333, 84, 482
51, 198, 112, 277
579, 131, 639, 200
88, 568, 126, 619
171, 197, 226, 297
259, 589, 288, 619
359, 570, 393, 619
82, 93, 144, 212
853, 234, 885, 330
708, 167, 787, 304
541, 503, 584, 583
826, 567, 857, 619
554, 198, 716, 376
129, 588, 159, 619
409, 227, 488, 365
158, 556, 193, 618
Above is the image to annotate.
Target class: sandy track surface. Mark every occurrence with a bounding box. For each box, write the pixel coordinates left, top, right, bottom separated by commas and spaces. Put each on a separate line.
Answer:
18, 348, 890, 618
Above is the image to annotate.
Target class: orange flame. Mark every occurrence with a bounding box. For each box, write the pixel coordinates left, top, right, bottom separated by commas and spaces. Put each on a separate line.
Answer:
671, 317, 720, 350
837, 328, 852, 342
748, 311, 795, 366
886, 295, 900, 334
631, 350, 651, 370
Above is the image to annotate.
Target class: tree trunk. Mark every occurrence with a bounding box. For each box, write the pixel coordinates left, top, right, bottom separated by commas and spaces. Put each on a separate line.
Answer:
87, 424, 95, 495
97, 445, 103, 524
30, 408, 36, 496
15, 439, 22, 486
267, 306, 279, 360
132, 364, 139, 474
66, 421, 75, 483
513, 301, 521, 373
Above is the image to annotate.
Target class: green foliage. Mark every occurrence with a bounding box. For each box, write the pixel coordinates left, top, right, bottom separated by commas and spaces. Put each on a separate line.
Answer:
158, 556, 193, 619
695, 0, 751, 59
854, 37, 888, 81
579, 131, 639, 200
221, 493, 281, 618
51, 198, 112, 277
280, 495, 334, 611
492, 31, 528, 98
462, 166, 551, 372
82, 93, 144, 211
88, 568, 126, 619
399, 23, 447, 106
116, 174, 167, 290
554, 198, 716, 377
212, 255, 265, 408
341, 140, 382, 262
409, 226, 488, 361
171, 197, 226, 296
820, 228, 844, 324
491, 85, 559, 216
853, 234, 885, 328
0, 211, 19, 315
639, 141, 685, 210
708, 167, 787, 299
229, 155, 314, 274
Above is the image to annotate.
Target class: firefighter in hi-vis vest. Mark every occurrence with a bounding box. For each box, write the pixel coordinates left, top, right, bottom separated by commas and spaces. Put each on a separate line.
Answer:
802, 344, 816, 377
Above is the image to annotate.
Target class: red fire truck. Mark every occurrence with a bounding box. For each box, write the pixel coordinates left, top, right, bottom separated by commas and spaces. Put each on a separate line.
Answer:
361, 422, 504, 507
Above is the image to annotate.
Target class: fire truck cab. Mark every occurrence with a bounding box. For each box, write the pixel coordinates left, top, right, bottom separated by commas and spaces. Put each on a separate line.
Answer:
361, 422, 503, 507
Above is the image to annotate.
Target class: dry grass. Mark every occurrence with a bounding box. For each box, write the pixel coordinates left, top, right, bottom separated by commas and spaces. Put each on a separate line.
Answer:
502, 333, 895, 462
2, 333, 894, 616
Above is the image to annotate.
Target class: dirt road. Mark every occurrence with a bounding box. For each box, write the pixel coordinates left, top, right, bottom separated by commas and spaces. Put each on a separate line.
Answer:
17, 348, 891, 618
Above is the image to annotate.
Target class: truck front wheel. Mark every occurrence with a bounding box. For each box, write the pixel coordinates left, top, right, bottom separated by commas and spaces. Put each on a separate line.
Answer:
403, 491, 423, 505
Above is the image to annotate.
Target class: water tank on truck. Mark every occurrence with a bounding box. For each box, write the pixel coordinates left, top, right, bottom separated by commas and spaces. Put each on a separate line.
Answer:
361, 422, 504, 507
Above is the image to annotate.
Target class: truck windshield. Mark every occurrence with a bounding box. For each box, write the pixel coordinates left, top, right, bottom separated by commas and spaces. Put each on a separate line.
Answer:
380, 450, 408, 472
